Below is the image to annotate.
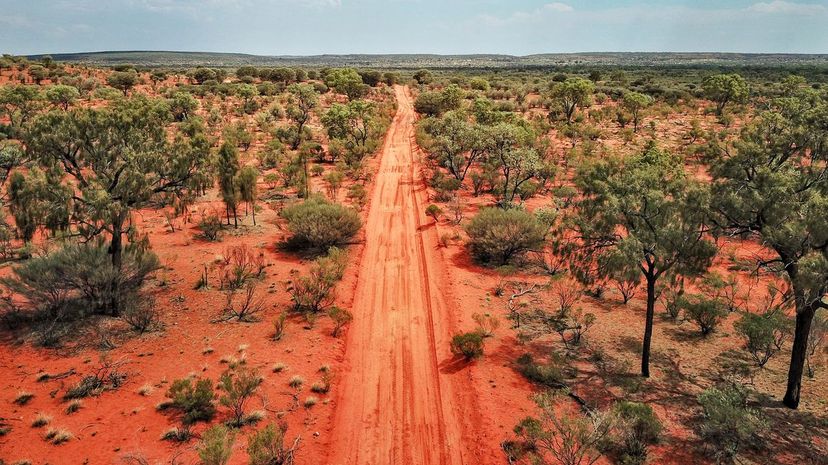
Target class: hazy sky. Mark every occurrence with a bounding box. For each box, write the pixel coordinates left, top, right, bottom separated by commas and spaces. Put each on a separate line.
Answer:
1, 0, 826, 55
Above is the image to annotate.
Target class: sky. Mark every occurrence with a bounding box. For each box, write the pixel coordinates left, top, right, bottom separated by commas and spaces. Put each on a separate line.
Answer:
0, 0, 827, 56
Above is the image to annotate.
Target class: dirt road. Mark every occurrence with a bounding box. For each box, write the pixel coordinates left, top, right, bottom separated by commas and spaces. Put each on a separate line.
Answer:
326, 86, 467, 465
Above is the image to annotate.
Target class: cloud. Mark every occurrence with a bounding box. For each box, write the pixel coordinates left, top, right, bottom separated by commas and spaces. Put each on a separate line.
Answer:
747, 1, 827, 14
541, 2, 574, 13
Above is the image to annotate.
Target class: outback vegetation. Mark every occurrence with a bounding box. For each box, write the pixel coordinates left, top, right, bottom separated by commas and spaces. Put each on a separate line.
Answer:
0, 51, 826, 465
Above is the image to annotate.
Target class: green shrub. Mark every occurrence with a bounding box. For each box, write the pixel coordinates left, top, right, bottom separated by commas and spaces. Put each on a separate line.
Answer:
450, 331, 485, 360
198, 425, 235, 465
164, 377, 216, 428
218, 365, 263, 427
682, 293, 726, 336
697, 383, 766, 464
465, 208, 545, 265
280, 196, 361, 250
425, 204, 442, 221
614, 401, 662, 465
735, 310, 790, 367
515, 353, 566, 388
247, 423, 298, 465
289, 248, 347, 314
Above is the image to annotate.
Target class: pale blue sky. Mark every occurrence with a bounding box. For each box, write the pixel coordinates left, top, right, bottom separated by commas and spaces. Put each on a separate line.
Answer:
1, 0, 826, 55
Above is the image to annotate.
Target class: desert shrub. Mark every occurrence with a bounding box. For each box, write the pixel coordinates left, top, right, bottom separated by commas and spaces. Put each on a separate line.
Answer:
450, 331, 485, 360
219, 282, 263, 322
425, 204, 442, 221
247, 423, 299, 465
472, 312, 500, 337
289, 247, 346, 314
64, 357, 127, 399
198, 425, 235, 465
328, 306, 353, 337
734, 310, 790, 367
682, 294, 726, 336
1, 242, 159, 321
163, 377, 216, 436
199, 213, 223, 241
508, 391, 615, 465
614, 401, 662, 465
219, 365, 263, 427
515, 353, 566, 388
217, 244, 265, 290
697, 383, 766, 464
280, 196, 361, 251
121, 296, 160, 333
273, 312, 287, 341
465, 208, 545, 266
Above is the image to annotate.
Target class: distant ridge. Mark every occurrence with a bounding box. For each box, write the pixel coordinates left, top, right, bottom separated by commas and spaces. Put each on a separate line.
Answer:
27, 50, 828, 69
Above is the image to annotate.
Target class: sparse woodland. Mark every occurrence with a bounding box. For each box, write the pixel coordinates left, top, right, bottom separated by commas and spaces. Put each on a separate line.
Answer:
0, 53, 826, 465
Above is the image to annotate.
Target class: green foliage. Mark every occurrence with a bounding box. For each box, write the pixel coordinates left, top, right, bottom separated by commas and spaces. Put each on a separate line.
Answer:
735, 308, 791, 367
515, 353, 566, 388
697, 383, 766, 464
285, 83, 318, 149
219, 365, 263, 427
44, 84, 79, 110
681, 293, 726, 336
450, 331, 485, 360
280, 196, 361, 250
325, 68, 367, 100
247, 423, 297, 465
167, 91, 198, 121
217, 141, 241, 227
198, 425, 235, 465
321, 100, 379, 159
621, 91, 652, 132
289, 247, 347, 314
702, 73, 749, 115
106, 70, 141, 95
165, 377, 216, 426
414, 85, 464, 116
614, 402, 662, 465
549, 77, 594, 122
465, 207, 545, 265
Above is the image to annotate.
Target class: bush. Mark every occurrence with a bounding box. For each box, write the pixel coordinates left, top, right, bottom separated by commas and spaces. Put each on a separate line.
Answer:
697, 383, 766, 464
614, 401, 662, 465
425, 204, 442, 221
1, 242, 159, 322
199, 213, 223, 241
248, 423, 298, 465
219, 365, 263, 427
515, 353, 566, 388
198, 425, 235, 465
735, 310, 790, 367
328, 306, 353, 337
682, 294, 726, 336
164, 377, 216, 429
289, 248, 346, 314
465, 208, 545, 265
280, 196, 361, 251
450, 331, 485, 360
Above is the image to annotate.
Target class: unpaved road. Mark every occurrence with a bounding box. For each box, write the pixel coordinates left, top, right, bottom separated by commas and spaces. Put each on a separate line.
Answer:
327, 86, 467, 465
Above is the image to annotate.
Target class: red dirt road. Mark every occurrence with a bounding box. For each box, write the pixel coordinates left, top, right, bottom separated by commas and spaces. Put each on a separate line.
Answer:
326, 86, 468, 465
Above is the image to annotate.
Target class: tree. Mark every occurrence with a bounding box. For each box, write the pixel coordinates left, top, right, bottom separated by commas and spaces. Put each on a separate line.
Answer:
358, 69, 382, 87
238, 166, 259, 225
217, 141, 241, 227
189, 67, 218, 85
218, 365, 263, 427
44, 84, 79, 110
0, 84, 42, 132
622, 92, 652, 132
697, 383, 766, 464
465, 208, 546, 265
414, 85, 464, 117
413, 69, 432, 84
562, 145, 716, 376
106, 70, 141, 95
285, 83, 318, 150
487, 123, 542, 205
25, 96, 211, 315
710, 90, 828, 408
702, 73, 749, 115
167, 91, 198, 121
321, 100, 376, 151
420, 111, 488, 182
549, 77, 594, 123
735, 307, 791, 367
236, 66, 259, 79
614, 402, 662, 465
325, 68, 367, 100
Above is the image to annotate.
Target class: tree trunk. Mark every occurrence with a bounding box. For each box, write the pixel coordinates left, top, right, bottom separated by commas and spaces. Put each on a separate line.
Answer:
783, 303, 817, 409
641, 276, 656, 377
108, 214, 125, 317
251, 201, 256, 226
